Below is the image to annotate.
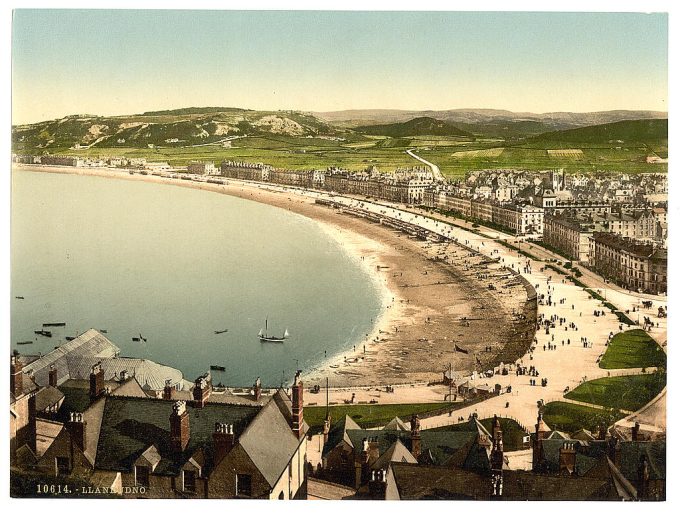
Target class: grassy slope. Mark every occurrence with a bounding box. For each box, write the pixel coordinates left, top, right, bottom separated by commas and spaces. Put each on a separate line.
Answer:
599, 329, 666, 369
564, 372, 666, 412
304, 402, 453, 432
542, 402, 619, 433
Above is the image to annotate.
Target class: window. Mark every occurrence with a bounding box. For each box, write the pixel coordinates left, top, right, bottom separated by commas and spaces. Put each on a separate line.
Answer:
183, 470, 196, 493
135, 465, 150, 487
56, 456, 70, 475
236, 474, 252, 497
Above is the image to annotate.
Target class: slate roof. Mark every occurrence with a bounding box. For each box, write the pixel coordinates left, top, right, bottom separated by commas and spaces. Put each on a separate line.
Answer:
94, 396, 260, 476
502, 470, 620, 500
35, 385, 65, 412
390, 463, 490, 500
371, 439, 417, 471
345, 429, 479, 468
383, 417, 410, 431
322, 414, 361, 456
540, 439, 602, 476
616, 440, 666, 482
238, 390, 306, 487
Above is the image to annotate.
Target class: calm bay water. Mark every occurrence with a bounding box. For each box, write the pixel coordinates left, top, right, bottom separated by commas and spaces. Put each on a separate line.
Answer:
11, 170, 382, 385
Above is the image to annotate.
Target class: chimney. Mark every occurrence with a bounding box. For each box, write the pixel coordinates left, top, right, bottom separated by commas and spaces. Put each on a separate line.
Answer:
322, 415, 332, 445
67, 412, 87, 451
632, 422, 640, 441
607, 436, 620, 466
490, 415, 504, 473
253, 376, 262, 401
11, 354, 23, 398
636, 455, 650, 500
410, 414, 421, 460
89, 362, 104, 399
598, 425, 607, 441
192, 375, 211, 408
212, 423, 236, 466
163, 379, 173, 400
368, 469, 388, 499
532, 411, 548, 472
48, 365, 58, 387
558, 442, 577, 474
355, 438, 372, 489
291, 370, 304, 438
170, 401, 190, 453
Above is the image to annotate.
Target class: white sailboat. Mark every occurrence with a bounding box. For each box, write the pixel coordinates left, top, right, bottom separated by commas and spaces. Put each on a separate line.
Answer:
258, 318, 289, 343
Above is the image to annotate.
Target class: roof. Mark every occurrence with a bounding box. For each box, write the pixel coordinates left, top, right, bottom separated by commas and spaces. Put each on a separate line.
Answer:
94, 396, 260, 476
345, 429, 479, 468
616, 440, 666, 482
307, 478, 357, 500
390, 462, 490, 500
22, 329, 120, 387
68, 356, 184, 391
502, 470, 620, 500
322, 414, 361, 456
238, 389, 307, 487
383, 416, 410, 431
35, 385, 65, 412
371, 439, 417, 471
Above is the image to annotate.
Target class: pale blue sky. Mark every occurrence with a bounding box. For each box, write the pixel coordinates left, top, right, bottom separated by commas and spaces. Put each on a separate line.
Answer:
11, 10, 668, 123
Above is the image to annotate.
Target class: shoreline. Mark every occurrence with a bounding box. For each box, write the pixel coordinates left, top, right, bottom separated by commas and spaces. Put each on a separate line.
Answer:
12, 164, 531, 387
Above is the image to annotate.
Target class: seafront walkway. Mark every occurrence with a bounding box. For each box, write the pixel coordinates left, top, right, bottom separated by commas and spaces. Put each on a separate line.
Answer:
258, 188, 667, 430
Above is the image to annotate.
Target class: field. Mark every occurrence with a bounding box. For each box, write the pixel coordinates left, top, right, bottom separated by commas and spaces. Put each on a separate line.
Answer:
542, 402, 619, 433
599, 329, 666, 369
303, 402, 454, 433
46, 133, 667, 179
564, 372, 666, 412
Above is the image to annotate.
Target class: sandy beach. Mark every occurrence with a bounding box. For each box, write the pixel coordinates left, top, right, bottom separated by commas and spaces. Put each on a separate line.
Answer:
13, 165, 534, 387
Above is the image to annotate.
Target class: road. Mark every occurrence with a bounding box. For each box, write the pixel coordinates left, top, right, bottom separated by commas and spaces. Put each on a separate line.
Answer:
405, 148, 444, 181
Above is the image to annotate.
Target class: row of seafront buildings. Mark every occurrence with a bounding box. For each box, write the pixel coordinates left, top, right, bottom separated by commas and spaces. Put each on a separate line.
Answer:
13, 154, 668, 294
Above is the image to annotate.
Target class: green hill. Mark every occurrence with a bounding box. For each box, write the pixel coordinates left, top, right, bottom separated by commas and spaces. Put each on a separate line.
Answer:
12, 109, 337, 152
356, 117, 474, 138
531, 118, 667, 144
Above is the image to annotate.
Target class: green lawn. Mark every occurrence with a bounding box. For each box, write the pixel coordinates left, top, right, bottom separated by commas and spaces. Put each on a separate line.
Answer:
564, 372, 666, 412
430, 417, 528, 451
304, 402, 454, 433
599, 329, 666, 369
542, 401, 620, 434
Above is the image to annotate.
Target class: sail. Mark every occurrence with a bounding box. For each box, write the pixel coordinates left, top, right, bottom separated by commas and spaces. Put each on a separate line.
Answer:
284, 329, 290, 338
258, 329, 263, 337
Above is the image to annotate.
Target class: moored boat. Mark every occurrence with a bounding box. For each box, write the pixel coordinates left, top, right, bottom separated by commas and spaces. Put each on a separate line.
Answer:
210, 365, 226, 371
258, 318, 289, 343
34, 330, 52, 337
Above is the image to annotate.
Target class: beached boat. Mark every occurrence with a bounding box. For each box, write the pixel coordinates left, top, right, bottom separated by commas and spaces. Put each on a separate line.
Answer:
258, 319, 289, 343
34, 330, 52, 337
210, 365, 226, 371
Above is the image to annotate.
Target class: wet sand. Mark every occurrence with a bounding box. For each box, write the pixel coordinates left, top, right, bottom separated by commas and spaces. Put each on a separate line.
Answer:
13, 165, 534, 387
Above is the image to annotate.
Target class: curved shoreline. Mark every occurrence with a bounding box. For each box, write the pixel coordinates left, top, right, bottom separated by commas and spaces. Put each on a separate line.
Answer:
12, 164, 531, 387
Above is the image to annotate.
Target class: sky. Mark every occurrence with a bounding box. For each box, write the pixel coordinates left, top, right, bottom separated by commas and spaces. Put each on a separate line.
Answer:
11, 9, 668, 124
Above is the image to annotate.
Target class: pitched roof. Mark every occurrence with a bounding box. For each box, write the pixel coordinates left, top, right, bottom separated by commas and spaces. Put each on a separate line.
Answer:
502, 470, 620, 500
35, 385, 65, 412
238, 389, 306, 487
390, 462, 490, 500
383, 417, 410, 431
345, 429, 478, 467
372, 439, 417, 471
322, 414, 361, 456
94, 396, 260, 476
616, 440, 666, 482
22, 329, 120, 387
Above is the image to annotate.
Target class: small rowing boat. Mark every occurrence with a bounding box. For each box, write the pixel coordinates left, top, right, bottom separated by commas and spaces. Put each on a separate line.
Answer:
34, 330, 52, 337
210, 365, 226, 371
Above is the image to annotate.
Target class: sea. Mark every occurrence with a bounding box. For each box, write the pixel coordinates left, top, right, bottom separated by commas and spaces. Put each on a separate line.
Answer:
10, 169, 383, 386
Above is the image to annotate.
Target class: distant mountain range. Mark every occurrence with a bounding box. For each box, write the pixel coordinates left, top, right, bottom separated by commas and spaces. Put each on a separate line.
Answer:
313, 108, 668, 131
11, 106, 667, 153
